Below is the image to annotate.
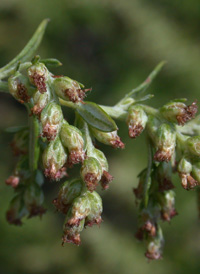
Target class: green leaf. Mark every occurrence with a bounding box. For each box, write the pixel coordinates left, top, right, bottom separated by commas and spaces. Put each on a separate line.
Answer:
76, 101, 117, 132
40, 58, 62, 67
0, 19, 49, 80
5, 126, 28, 133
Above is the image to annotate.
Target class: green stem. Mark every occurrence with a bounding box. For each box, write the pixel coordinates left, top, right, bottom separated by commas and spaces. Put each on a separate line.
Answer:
27, 106, 40, 174
142, 140, 153, 208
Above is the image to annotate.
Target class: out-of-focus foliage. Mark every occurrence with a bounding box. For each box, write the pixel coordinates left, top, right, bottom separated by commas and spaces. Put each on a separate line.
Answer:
1, 0, 200, 273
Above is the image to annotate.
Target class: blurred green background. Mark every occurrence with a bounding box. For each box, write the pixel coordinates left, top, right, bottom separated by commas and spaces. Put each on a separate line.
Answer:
1, 0, 200, 273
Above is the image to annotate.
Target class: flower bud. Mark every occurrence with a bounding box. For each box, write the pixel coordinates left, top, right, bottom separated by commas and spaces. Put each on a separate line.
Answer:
85, 191, 103, 227
160, 100, 197, 125
43, 137, 67, 180
53, 179, 85, 214
91, 148, 113, 190
60, 121, 85, 165
10, 129, 29, 156
90, 128, 125, 149
145, 227, 164, 260
81, 157, 103, 191
126, 105, 148, 138
178, 157, 197, 190
8, 72, 31, 103
27, 62, 48, 93
153, 124, 176, 162
186, 136, 200, 157
133, 169, 146, 201
158, 190, 177, 222
32, 89, 51, 116
5, 175, 20, 188
67, 193, 91, 227
53, 76, 90, 103
41, 102, 63, 141
62, 210, 85, 246
24, 184, 46, 218
6, 195, 27, 225
156, 162, 174, 192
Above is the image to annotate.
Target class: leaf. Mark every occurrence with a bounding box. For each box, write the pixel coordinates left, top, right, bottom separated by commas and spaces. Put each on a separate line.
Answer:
40, 58, 62, 67
5, 126, 28, 133
76, 101, 117, 132
0, 19, 49, 80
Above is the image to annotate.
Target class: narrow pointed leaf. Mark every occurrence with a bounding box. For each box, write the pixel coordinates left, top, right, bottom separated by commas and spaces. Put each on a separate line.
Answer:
0, 19, 49, 80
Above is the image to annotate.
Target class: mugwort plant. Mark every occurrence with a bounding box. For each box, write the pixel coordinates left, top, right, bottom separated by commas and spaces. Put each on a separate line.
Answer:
1, 19, 200, 260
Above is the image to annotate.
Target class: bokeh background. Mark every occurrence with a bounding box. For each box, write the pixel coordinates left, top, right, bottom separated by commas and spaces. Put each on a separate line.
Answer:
1, 0, 200, 273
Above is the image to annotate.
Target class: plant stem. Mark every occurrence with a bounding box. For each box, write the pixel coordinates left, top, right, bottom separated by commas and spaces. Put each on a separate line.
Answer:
27, 106, 40, 174
142, 139, 153, 208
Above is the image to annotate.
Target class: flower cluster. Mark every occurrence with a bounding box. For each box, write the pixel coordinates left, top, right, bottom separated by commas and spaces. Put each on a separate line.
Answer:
1, 19, 200, 260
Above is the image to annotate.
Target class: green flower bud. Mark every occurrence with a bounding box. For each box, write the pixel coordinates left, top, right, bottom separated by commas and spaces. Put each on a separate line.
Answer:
31, 88, 51, 116
81, 157, 103, 191
178, 157, 197, 190
90, 128, 125, 149
41, 102, 63, 141
126, 105, 148, 138
5, 175, 20, 188
160, 100, 197, 125
53, 76, 90, 103
43, 137, 67, 180
156, 162, 174, 192
24, 184, 46, 218
186, 136, 200, 157
85, 191, 102, 227
53, 179, 85, 214
178, 157, 192, 174
60, 121, 85, 165
91, 148, 113, 190
6, 195, 28, 226
27, 62, 48, 93
67, 193, 91, 227
62, 209, 85, 245
8, 72, 31, 103
153, 124, 176, 162
145, 226, 164, 260
10, 129, 29, 156
158, 190, 177, 222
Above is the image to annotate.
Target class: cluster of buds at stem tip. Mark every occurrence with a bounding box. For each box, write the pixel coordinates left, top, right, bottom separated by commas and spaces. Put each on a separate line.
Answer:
147, 116, 176, 162
60, 120, 85, 166
43, 137, 67, 180
8, 72, 32, 103
27, 62, 49, 93
135, 210, 157, 241
52, 76, 91, 103
90, 127, 125, 149
40, 102, 63, 141
160, 100, 198, 125
62, 191, 102, 245
126, 105, 148, 138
